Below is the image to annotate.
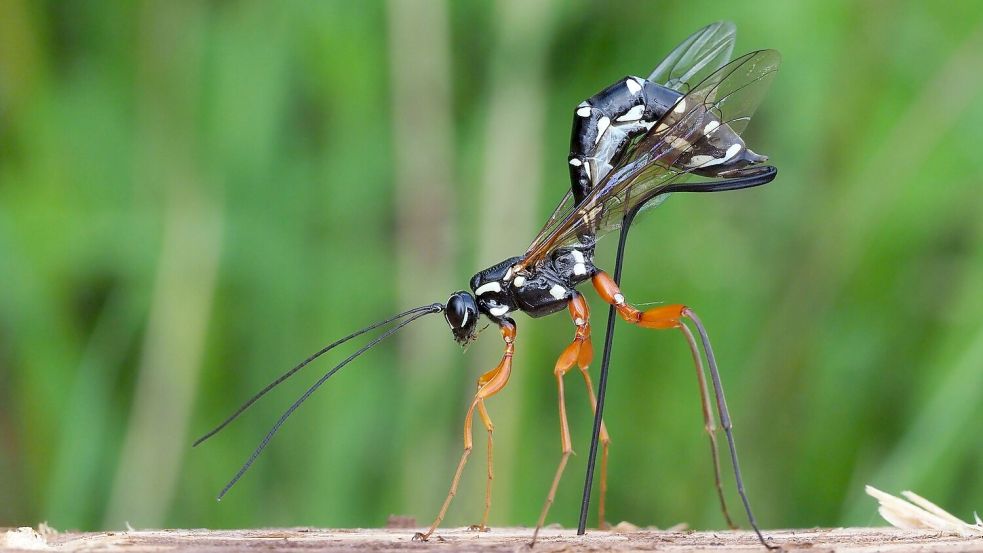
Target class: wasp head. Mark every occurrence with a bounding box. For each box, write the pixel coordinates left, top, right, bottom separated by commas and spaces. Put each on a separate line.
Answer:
445, 291, 479, 346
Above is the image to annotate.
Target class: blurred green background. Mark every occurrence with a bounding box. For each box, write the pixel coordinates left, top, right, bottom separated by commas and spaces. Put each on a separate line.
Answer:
2, 0, 982, 534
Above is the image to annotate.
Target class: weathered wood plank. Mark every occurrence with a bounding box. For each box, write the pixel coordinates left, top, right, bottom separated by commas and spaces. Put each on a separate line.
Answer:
4, 526, 982, 552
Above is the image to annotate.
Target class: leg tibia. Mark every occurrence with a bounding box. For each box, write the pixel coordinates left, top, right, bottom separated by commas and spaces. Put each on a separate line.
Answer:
577, 365, 610, 529
637, 304, 686, 329
532, 370, 574, 545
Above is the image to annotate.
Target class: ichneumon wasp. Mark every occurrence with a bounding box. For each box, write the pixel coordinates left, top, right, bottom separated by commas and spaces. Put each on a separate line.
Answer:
195, 21, 781, 548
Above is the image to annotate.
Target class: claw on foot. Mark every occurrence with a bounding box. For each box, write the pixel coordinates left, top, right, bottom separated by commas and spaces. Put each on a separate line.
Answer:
412, 532, 428, 542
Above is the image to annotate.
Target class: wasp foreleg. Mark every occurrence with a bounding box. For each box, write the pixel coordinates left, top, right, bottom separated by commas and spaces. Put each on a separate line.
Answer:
472, 397, 495, 531
415, 321, 516, 542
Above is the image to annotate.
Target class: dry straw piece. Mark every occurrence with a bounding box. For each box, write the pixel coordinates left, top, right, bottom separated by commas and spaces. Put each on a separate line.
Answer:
1, 527, 49, 550
866, 485, 983, 537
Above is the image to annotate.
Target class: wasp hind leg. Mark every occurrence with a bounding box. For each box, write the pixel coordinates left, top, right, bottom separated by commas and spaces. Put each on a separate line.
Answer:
531, 293, 611, 544
591, 271, 773, 548
414, 321, 516, 542
678, 321, 737, 529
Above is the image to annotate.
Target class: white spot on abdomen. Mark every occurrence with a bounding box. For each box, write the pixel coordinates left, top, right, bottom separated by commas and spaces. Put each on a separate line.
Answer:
513, 275, 526, 287
488, 305, 509, 317
625, 79, 642, 95
723, 143, 743, 162
616, 105, 645, 122
569, 157, 582, 167
594, 116, 610, 144
703, 120, 720, 136
577, 106, 592, 117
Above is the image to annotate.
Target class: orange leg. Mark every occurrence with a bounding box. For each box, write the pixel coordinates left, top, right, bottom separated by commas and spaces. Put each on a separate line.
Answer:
414, 321, 516, 542
531, 293, 611, 543
477, 400, 494, 531
560, 294, 612, 529
471, 359, 506, 531
467, 390, 494, 532
591, 271, 734, 528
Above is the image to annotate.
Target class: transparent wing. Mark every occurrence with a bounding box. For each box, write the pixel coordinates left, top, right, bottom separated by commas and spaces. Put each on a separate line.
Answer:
649, 21, 737, 92
529, 189, 575, 251
521, 49, 780, 268
539, 23, 737, 247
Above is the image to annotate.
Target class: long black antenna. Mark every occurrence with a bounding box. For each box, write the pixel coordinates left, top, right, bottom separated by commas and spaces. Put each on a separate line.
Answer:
577, 166, 777, 535
216, 303, 444, 500
194, 303, 442, 447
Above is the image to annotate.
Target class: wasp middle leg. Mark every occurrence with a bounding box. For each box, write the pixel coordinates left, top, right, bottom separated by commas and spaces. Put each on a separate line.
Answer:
414, 320, 516, 542
531, 293, 611, 544
565, 294, 613, 530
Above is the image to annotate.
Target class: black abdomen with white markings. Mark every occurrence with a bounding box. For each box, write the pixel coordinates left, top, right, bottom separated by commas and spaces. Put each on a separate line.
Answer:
568, 75, 765, 206
569, 76, 678, 204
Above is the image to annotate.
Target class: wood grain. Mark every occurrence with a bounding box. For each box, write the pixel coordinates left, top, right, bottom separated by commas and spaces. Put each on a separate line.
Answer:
4, 526, 983, 552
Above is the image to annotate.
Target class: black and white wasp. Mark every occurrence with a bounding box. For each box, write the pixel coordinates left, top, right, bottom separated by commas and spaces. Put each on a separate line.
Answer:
196, 21, 780, 548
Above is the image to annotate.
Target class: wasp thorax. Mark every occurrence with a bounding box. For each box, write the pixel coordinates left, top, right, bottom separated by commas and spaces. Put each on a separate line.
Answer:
445, 291, 479, 346
469, 256, 523, 320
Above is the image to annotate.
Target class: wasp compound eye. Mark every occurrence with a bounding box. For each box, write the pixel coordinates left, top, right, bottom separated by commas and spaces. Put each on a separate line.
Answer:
445, 291, 478, 345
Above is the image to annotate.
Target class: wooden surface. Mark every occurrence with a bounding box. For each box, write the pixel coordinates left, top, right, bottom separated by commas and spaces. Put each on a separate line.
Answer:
4, 526, 983, 552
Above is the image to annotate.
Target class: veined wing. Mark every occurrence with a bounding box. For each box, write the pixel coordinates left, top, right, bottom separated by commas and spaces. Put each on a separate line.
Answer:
649, 21, 737, 92
532, 23, 740, 263
529, 189, 574, 249
521, 49, 780, 268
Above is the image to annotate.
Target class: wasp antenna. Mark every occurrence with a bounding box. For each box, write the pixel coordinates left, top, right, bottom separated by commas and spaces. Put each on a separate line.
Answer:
215, 304, 443, 500
194, 303, 444, 448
